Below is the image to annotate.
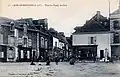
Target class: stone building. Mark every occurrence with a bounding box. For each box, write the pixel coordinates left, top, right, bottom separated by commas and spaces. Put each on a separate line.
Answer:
0, 17, 51, 62
48, 28, 68, 61
0, 17, 69, 62
14, 18, 50, 62
0, 17, 16, 62
110, 5, 120, 59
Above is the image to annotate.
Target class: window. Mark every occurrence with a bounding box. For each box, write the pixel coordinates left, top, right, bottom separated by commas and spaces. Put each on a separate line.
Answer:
91, 37, 94, 44
24, 38, 27, 47
113, 33, 119, 43
8, 47, 14, 59
41, 37, 44, 48
88, 37, 96, 44
27, 51, 30, 59
18, 38, 23, 45
10, 22, 14, 31
8, 35, 14, 46
113, 21, 120, 30
0, 34, 3, 44
28, 39, 32, 47
0, 52, 4, 58
55, 42, 57, 47
21, 50, 23, 58
45, 39, 47, 49
41, 25, 43, 28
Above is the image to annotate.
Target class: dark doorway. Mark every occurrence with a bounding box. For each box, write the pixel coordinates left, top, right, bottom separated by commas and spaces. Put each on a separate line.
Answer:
24, 50, 27, 60
33, 51, 35, 61
100, 50, 104, 59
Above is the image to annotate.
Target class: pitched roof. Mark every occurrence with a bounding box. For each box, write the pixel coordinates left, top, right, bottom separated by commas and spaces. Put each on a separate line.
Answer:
111, 9, 120, 15
0, 17, 16, 25
73, 11, 110, 34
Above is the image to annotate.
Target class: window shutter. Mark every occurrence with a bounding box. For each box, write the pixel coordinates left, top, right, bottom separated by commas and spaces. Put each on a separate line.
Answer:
93, 37, 96, 44
88, 37, 90, 44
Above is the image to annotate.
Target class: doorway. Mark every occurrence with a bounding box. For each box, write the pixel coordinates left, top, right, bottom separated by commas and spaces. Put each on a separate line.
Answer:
100, 50, 104, 59
18, 46, 32, 62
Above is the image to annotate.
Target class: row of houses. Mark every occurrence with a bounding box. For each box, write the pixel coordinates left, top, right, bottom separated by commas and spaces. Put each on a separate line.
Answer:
0, 17, 72, 62
2, 7, 120, 62
72, 6, 120, 61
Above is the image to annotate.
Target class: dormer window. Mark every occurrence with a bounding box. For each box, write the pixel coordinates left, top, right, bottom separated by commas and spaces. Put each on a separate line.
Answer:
104, 22, 107, 25
41, 25, 43, 28
10, 22, 14, 31
23, 38, 27, 47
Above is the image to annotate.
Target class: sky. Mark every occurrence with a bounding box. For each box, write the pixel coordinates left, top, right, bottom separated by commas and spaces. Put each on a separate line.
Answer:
0, 0, 120, 37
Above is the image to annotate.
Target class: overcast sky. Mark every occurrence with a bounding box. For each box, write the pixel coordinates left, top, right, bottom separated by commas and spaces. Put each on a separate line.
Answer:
0, 0, 120, 36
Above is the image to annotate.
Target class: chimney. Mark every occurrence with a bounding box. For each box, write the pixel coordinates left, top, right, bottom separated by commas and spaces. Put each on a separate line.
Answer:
96, 11, 100, 21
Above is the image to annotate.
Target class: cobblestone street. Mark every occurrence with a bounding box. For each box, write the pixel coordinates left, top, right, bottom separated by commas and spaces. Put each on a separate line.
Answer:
0, 62, 120, 77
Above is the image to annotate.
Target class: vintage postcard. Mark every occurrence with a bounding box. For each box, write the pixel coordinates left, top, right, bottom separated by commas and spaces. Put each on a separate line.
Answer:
0, 0, 120, 77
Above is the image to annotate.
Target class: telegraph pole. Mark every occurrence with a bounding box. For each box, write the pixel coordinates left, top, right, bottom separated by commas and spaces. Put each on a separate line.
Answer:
108, 0, 110, 18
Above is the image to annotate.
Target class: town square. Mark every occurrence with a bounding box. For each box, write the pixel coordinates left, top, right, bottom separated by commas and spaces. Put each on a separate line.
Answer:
1, 0, 120, 77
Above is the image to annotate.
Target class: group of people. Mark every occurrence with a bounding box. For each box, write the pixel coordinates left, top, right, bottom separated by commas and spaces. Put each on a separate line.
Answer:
46, 56, 60, 65
30, 55, 76, 65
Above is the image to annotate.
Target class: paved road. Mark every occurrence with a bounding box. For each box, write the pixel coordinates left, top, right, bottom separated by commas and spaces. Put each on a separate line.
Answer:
0, 62, 120, 77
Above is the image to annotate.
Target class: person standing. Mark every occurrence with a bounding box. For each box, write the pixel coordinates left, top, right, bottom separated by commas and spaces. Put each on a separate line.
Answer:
46, 56, 50, 65
55, 56, 59, 65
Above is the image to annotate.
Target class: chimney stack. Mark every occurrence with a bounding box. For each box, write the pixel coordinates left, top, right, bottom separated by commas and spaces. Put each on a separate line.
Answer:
96, 11, 100, 21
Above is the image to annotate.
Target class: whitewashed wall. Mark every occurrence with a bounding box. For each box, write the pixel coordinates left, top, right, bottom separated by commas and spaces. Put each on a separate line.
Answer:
59, 42, 64, 49
72, 33, 112, 57
53, 37, 59, 47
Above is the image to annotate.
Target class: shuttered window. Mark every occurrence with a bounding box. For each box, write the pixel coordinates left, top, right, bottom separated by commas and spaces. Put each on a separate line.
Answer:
88, 37, 96, 44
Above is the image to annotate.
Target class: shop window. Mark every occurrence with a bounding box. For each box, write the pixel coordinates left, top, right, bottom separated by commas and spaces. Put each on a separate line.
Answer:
21, 50, 23, 58
0, 52, 4, 58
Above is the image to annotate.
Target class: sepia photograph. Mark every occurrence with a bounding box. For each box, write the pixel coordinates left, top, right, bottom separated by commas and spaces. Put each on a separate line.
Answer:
0, 0, 120, 77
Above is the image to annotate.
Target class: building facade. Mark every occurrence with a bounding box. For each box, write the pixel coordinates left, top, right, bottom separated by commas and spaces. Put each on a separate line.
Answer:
0, 17, 51, 62
72, 11, 111, 60
110, 6, 120, 59
14, 18, 50, 62
48, 28, 69, 61
0, 17, 16, 62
